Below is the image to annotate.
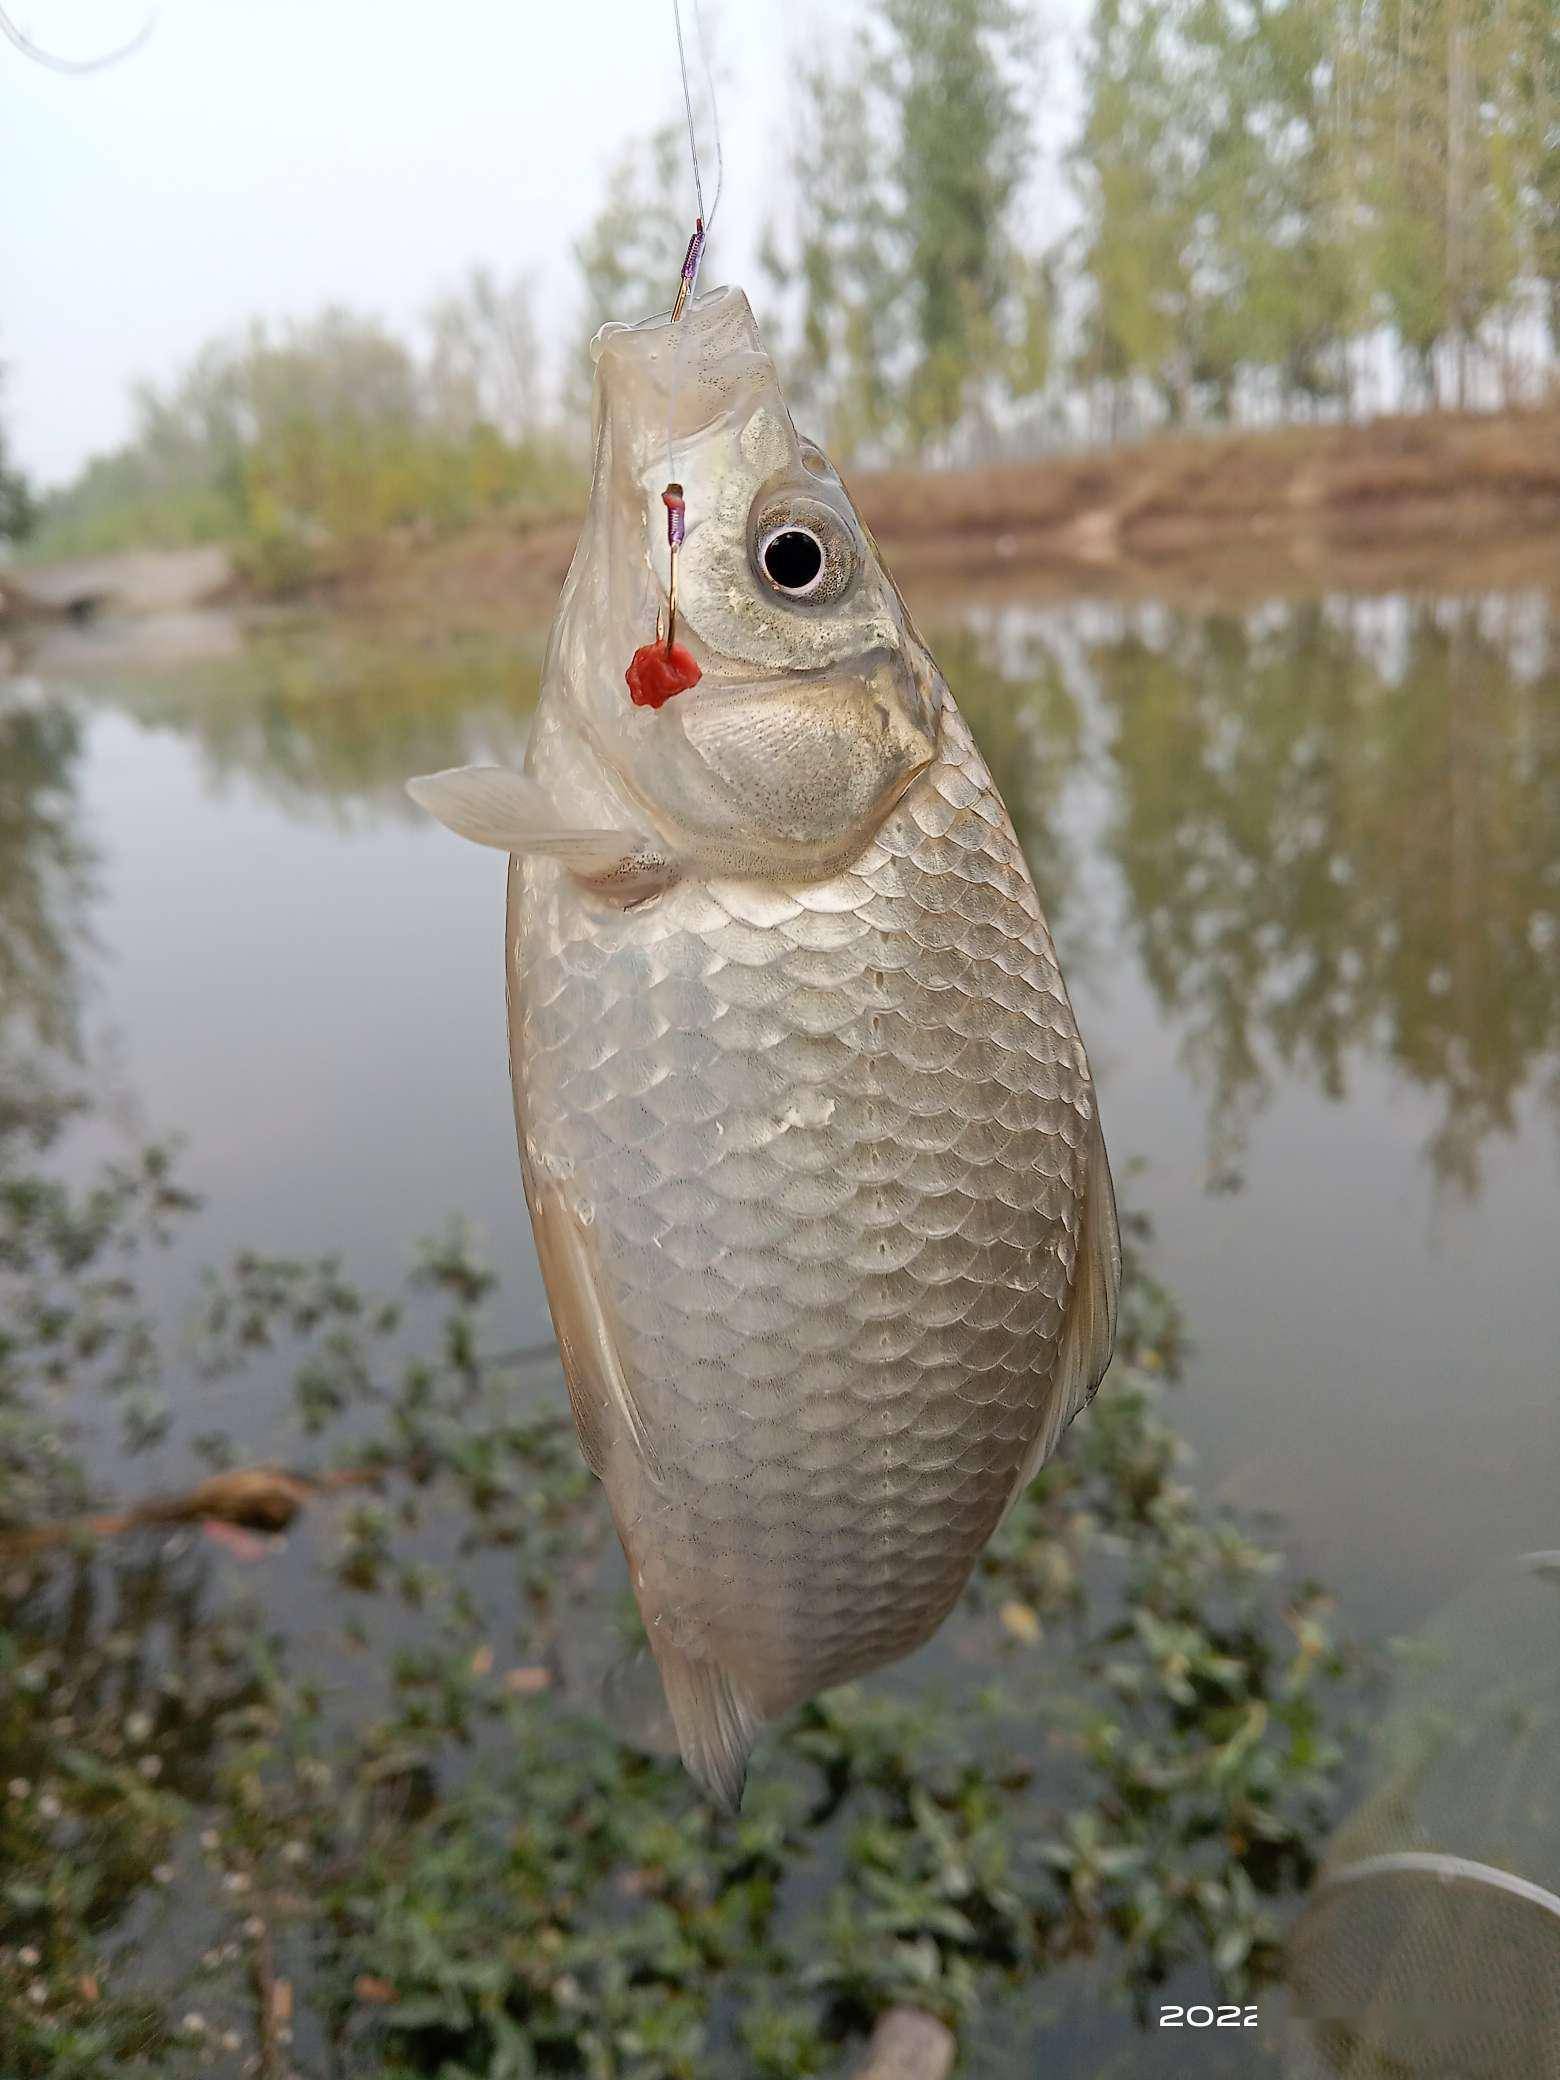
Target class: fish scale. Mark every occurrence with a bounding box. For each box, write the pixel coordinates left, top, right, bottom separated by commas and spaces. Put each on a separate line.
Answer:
514, 697, 1092, 1719
409, 284, 1116, 1806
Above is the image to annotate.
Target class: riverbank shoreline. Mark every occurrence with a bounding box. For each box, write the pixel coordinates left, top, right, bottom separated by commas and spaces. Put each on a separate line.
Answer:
11, 401, 1559, 633
326, 399, 1560, 620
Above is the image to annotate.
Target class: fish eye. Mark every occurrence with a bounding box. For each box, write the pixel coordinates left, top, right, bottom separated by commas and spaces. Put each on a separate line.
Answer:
760, 527, 825, 595
750, 494, 856, 605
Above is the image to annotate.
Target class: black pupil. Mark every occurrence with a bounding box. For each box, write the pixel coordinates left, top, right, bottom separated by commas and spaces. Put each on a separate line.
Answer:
763, 529, 824, 592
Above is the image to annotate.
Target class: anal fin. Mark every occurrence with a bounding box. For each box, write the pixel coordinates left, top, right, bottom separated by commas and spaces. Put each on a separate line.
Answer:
651, 1637, 758, 1816
600, 1645, 681, 1759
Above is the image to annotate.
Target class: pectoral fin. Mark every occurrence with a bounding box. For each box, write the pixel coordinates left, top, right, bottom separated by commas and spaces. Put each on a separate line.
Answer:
528, 1177, 662, 1486
529, 1179, 757, 1812
1002, 1110, 1122, 1519
407, 766, 675, 896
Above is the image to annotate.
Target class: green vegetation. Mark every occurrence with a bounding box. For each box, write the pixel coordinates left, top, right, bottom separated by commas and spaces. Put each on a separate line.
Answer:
26, 1, 1560, 567
27, 278, 580, 584
765, 0, 1560, 450
0, 701, 90, 1146
764, 0, 1049, 454
0, 359, 35, 547
0, 1104, 1350, 2078
1072, 0, 1558, 424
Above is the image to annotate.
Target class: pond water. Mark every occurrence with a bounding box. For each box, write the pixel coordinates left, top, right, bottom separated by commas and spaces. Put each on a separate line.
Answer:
13, 583, 1556, 1639
3, 573, 1559, 2070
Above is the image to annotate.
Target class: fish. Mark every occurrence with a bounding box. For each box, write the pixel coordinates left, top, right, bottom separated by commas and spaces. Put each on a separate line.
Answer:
407, 284, 1120, 1810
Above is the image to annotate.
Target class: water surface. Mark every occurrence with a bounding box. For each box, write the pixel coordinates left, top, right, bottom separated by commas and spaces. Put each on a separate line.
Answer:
18, 578, 1555, 1647
7, 576, 1560, 2070
13, 585, 1554, 1640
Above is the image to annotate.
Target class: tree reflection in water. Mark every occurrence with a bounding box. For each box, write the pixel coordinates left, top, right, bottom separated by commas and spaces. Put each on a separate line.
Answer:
28, 583, 1560, 1207
88, 620, 542, 824
0, 682, 95, 1142
0, 631, 1349, 2079
954, 591, 1560, 1200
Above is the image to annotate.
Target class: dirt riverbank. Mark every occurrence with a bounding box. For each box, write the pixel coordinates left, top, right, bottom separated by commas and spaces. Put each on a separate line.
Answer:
330, 402, 1560, 621
13, 403, 1558, 636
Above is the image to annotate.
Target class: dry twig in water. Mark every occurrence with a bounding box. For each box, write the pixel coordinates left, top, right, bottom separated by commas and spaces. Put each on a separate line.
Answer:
0, 1466, 375, 1556
849, 2007, 957, 2080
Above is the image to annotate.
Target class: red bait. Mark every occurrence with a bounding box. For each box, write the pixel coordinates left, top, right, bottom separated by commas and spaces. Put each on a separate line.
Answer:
626, 641, 701, 708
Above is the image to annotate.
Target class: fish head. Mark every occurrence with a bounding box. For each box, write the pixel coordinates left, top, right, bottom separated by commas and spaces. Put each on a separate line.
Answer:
550, 285, 942, 877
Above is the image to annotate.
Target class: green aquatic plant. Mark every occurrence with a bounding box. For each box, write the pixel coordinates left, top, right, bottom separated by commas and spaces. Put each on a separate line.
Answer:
0, 1127, 1352, 2078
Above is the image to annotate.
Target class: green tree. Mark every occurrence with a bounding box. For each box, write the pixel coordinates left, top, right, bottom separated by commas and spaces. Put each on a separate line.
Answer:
29, 304, 577, 572
0, 360, 35, 546
761, 41, 902, 455
1072, 0, 1198, 430
765, 0, 1042, 459
1354, 0, 1528, 402
1183, 0, 1365, 413
1071, 0, 1558, 423
570, 125, 692, 420
1505, 0, 1560, 357
1074, 0, 1367, 427
881, 0, 1037, 443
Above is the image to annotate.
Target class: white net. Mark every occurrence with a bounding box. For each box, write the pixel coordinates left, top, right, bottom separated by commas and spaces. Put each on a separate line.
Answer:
1285, 1555, 1560, 2078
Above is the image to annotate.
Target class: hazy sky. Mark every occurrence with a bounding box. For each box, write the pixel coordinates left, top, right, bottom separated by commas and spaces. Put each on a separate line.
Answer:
5, 0, 812, 483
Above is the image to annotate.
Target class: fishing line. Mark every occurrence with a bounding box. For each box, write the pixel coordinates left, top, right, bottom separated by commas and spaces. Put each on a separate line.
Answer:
629, 0, 726, 699
671, 0, 723, 249
661, 0, 722, 640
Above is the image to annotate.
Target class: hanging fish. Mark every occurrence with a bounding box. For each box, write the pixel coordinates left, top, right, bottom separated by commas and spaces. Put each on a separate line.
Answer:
408, 285, 1119, 1810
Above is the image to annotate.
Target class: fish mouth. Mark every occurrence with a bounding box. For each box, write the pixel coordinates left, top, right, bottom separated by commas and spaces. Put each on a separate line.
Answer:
656, 603, 911, 706
671, 634, 897, 706
593, 284, 777, 449
600, 281, 747, 345
604, 626, 942, 877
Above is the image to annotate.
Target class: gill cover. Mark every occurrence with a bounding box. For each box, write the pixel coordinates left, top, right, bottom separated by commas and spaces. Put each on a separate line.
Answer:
546, 286, 942, 880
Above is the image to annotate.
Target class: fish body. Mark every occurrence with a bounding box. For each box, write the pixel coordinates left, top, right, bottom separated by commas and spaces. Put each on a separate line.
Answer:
411, 287, 1119, 1807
